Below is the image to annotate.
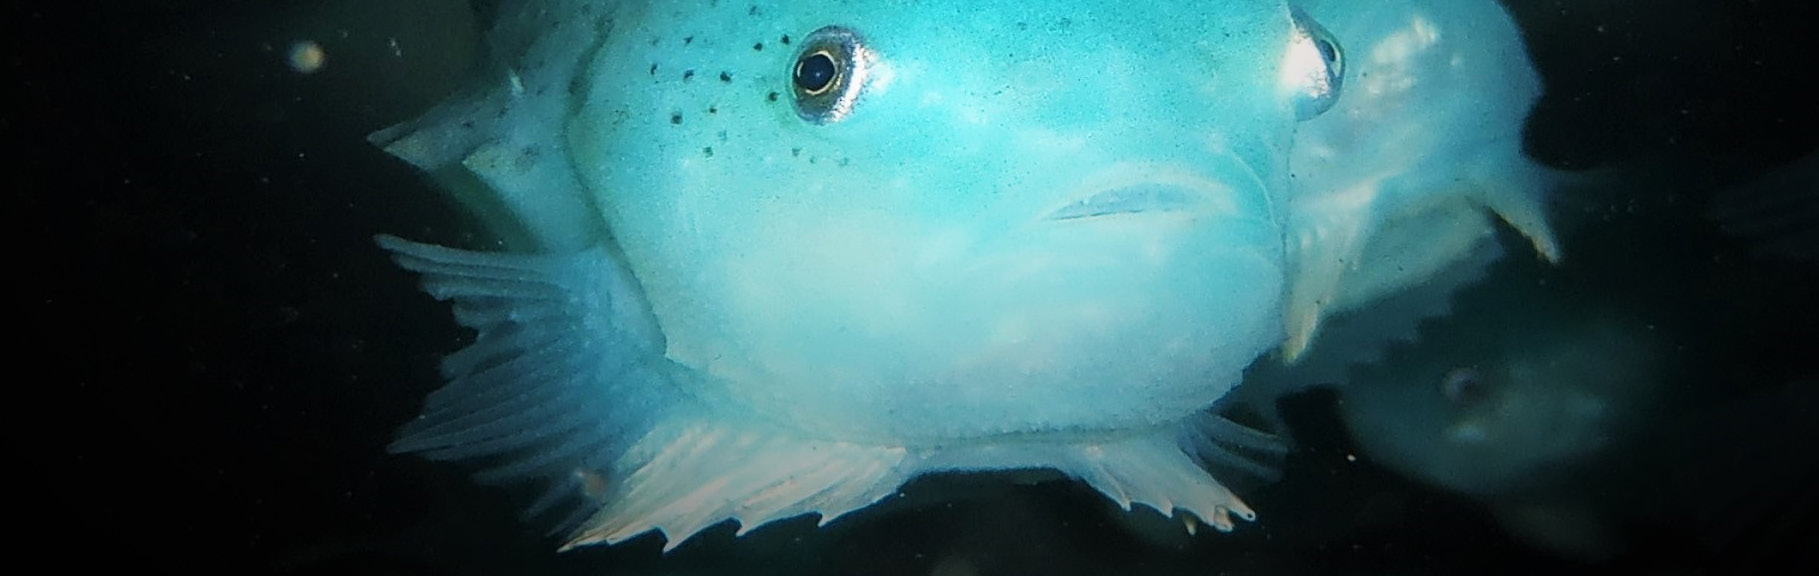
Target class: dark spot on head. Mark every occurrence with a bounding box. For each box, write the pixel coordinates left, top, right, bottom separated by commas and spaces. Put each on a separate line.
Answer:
703, 146, 714, 158
670, 112, 683, 125
515, 146, 541, 171
1441, 367, 1487, 405
780, 34, 791, 45
753, 42, 764, 51
719, 71, 733, 83
683, 69, 695, 81
767, 91, 779, 102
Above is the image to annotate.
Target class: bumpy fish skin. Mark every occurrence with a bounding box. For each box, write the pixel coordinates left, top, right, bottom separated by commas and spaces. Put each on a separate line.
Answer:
370, 0, 612, 252
375, 0, 1563, 553
1278, 0, 1562, 359
379, 0, 1316, 551
569, 1, 1300, 443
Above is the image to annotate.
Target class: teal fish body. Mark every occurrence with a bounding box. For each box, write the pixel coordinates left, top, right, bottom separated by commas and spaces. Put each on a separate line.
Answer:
570, 1, 1297, 442
373, 0, 1554, 552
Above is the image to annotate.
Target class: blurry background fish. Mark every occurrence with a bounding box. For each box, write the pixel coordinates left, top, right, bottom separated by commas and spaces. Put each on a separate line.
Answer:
1236, 148, 1819, 569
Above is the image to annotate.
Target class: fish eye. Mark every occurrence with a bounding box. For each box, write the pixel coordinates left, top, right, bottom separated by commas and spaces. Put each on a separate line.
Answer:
791, 26, 876, 124
795, 51, 838, 94
1282, 7, 1344, 120
1439, 367, 1485, 405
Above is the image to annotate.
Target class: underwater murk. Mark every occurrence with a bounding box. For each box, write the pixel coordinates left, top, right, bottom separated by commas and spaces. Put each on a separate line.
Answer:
23, 0, 1815, 574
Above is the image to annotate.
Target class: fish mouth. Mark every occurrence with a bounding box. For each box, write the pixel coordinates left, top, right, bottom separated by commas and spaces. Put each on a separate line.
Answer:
1045, 183, 1209, 220
1040, 164, 1248, 222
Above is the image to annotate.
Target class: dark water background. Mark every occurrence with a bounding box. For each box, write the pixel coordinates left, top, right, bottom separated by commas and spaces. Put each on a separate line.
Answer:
11, 1, 1816, 574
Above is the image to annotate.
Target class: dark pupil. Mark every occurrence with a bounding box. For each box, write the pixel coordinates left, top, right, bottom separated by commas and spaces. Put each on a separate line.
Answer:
1441, 368, 1484, 405
1315, 38, 1337, 65
794, 52, 838, 93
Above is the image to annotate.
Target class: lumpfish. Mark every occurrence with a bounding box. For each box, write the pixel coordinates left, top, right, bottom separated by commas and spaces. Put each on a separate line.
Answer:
369, 0, 1534, 552
1329, 153, 1819, 558
1315, 147, 1819, 561
1228, 0, 1567, 434
1276, 0, 1563, 359
1332, 264, 1672, 559
1337, 286, 1667, 500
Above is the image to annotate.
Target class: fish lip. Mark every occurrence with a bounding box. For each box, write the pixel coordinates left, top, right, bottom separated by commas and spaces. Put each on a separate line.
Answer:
1044, 182, 1213, 221
1040, 163, 1248, 222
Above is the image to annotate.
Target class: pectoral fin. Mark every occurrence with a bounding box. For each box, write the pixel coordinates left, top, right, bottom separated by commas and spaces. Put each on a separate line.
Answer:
562, 414, 913, 551
1281, 156, 1561, 361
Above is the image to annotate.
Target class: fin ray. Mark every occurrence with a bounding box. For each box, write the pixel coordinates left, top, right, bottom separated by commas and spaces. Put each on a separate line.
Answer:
1056, 428, 1257, 532
377, 234, 678, 525
563, 416, 913, 552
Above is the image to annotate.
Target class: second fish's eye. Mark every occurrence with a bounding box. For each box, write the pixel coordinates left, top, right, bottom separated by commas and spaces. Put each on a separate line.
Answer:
1440, 367, 1486, 405
1282, 7, 1344, 120
791, 26, 874, 124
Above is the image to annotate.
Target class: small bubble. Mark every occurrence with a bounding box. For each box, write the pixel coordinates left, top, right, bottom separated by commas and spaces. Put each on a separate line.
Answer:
287, 41, 326, 74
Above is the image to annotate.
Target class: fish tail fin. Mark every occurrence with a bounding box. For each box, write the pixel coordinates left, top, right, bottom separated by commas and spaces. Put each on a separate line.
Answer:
376, 234, 676, 527
1708, 150, 1819, 261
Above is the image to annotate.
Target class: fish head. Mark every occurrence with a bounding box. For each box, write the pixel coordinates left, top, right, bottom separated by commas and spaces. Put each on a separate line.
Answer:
1339, 305, 1664, 497
568, 0, 1332, 440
